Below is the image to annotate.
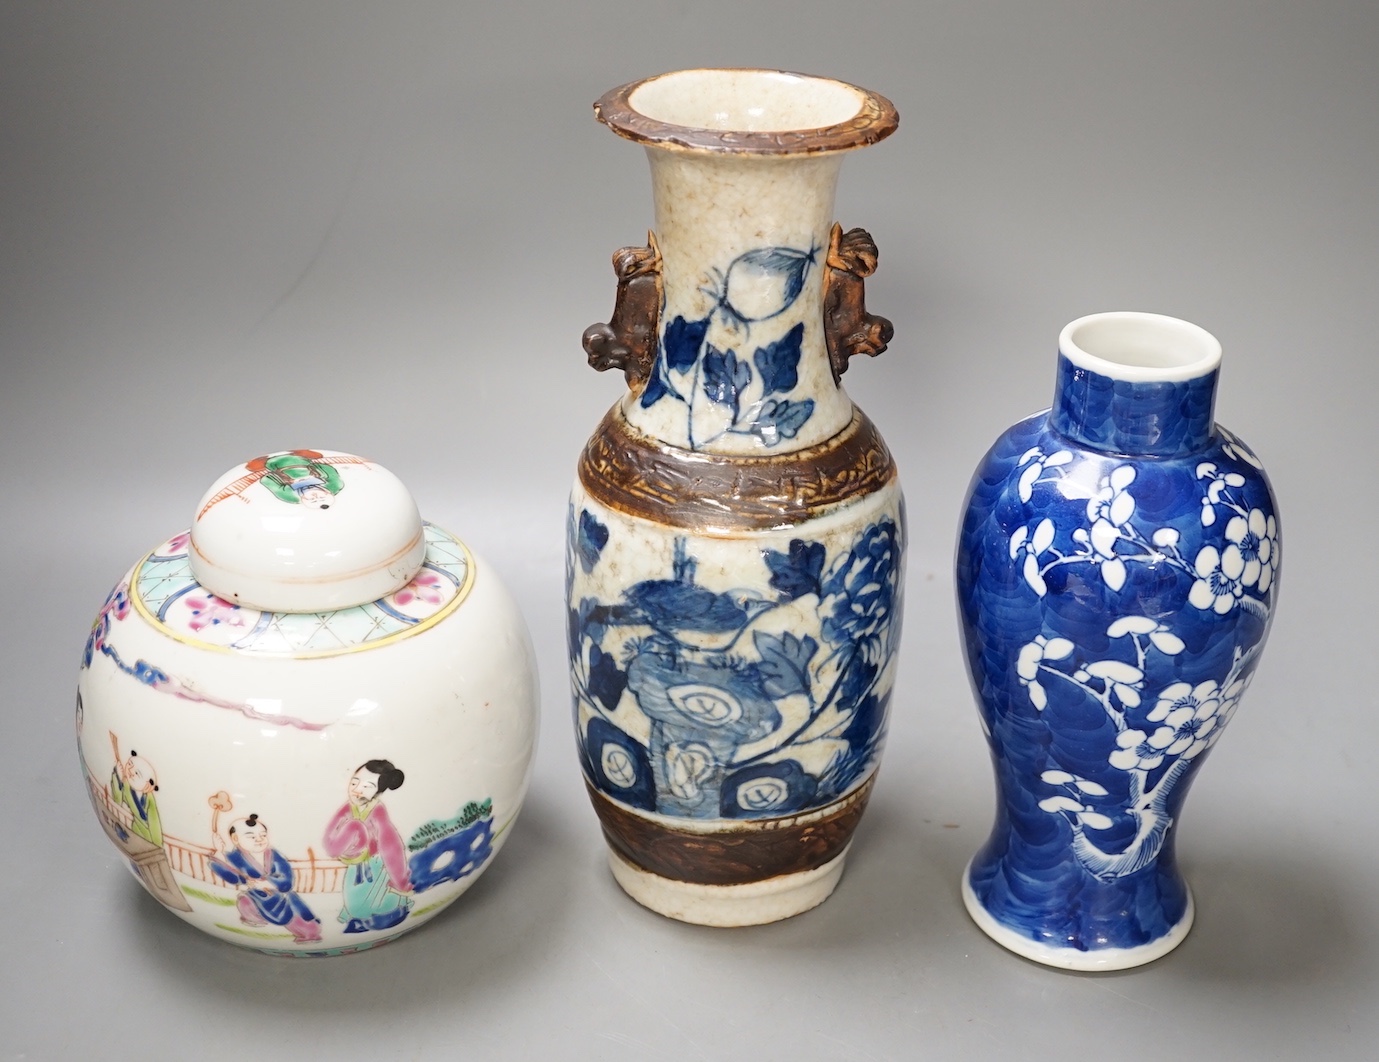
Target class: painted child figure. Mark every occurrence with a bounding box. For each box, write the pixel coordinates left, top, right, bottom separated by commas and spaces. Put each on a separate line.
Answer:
322, 760, 414, 933
210, 814, 323, 944
108, 731, 162, 846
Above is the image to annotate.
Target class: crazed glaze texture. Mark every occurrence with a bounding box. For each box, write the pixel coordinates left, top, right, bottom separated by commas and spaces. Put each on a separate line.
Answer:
624, 150, 852, 455
957, 353, 1278, 963
571, 72, 903, 917
568, 484, 904, 827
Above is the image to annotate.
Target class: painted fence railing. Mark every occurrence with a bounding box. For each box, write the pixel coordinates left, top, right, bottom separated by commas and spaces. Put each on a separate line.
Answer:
88, 773, 346, 893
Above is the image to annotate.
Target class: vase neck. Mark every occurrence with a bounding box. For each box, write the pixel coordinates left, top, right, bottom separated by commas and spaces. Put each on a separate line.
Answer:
1049, 313, 1222, 458
621, 148, 854, 455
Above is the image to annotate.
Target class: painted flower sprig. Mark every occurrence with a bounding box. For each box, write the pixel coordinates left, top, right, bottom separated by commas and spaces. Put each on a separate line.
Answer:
1008, 446, 1275, 618
1022, 617, 1253, 880
638, 244, 819, 449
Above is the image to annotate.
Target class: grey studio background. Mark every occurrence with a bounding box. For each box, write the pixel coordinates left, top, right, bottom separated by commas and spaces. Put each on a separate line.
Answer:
1, 2, 1376, 1059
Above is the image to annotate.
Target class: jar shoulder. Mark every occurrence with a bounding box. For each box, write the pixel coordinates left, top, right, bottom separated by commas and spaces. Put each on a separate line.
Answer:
78, 549, 540, 732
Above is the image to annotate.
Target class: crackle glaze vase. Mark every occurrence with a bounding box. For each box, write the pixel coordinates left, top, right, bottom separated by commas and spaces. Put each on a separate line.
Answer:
78, 450, 539, 955
567, 69, 905, 926
957, 312, 1280, 970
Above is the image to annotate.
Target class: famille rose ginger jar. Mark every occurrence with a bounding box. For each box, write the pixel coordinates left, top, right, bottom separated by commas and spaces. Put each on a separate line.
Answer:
957, 313, 1280, 970
77, 449, 539, 956
567, 69, 905, 926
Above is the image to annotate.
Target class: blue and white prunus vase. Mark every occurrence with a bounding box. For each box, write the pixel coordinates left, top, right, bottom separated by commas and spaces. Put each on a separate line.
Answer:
568, 69, 905, 926
957, 312, 1280, 970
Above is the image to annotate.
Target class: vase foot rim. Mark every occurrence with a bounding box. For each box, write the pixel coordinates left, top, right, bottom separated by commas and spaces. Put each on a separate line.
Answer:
607, 845, 849, 927
960, 860, 1195, 971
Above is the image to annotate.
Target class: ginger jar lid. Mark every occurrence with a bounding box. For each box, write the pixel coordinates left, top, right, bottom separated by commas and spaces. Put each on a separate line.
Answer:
188, 449, 426, 613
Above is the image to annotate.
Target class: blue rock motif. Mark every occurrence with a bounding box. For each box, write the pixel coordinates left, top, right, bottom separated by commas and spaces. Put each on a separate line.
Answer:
568, 508, 904, 821
407, 816, 495, 893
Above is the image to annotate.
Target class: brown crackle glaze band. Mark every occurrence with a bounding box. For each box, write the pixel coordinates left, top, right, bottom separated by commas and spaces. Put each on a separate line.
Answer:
578, 404, 897, 533
588, 776, 876, 886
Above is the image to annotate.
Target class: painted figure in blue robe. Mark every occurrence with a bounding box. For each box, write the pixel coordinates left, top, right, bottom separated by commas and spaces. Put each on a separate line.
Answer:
210, 814, 323, 943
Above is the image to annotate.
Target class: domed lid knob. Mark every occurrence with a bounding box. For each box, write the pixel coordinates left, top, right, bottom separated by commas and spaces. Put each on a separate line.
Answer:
188, 449, 426, 613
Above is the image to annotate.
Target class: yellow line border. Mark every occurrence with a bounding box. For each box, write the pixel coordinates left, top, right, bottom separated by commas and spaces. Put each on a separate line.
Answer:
129, 529, 477, 659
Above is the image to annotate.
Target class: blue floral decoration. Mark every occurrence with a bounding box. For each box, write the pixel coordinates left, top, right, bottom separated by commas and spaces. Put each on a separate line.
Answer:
663, 314, 710, 374
715, 247, 814, 325
753, 323, 805, 394
959, 382, 1278, 955
764, 539, 825, 601
638, 246, 818, 449
576, 509, 609, 575
822, 519, 901, 655
568, 514, 904, 821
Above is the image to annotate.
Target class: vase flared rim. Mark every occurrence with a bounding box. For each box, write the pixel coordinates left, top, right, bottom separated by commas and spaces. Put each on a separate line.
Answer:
593, 69, 898, 156
1058, 311, 1222, 384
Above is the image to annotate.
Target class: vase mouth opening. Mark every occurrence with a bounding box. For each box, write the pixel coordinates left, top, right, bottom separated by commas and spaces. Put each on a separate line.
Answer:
1059, 312, 1222, 383
595, 69, 898, 156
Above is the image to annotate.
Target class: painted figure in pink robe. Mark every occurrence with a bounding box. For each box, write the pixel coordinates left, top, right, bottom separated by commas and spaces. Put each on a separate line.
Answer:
323, 760, 413, 933
210, 814, 322, 943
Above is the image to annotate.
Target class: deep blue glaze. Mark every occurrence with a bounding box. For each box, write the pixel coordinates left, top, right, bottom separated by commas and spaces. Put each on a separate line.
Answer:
1051, 354, 1218, 457
957, 359, 1278, 956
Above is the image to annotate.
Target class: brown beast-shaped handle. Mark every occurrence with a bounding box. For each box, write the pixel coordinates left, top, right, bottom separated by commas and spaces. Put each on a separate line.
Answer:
822, 224, 893, 383
582, 232, 662, 389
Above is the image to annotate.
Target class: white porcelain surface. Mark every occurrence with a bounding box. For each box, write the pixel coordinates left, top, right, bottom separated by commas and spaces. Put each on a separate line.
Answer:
1059, 311, 1223, 383
190, 449, 426, 613
79, 458, 539, 956
608, 846, 850, 927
